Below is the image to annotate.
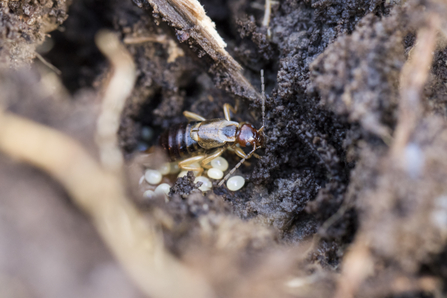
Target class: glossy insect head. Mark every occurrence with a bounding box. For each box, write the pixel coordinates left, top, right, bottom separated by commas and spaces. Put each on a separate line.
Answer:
236, 123, 264, 148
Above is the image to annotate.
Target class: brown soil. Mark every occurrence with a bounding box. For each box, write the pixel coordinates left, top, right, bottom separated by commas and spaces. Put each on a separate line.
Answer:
1, 0, 447, 297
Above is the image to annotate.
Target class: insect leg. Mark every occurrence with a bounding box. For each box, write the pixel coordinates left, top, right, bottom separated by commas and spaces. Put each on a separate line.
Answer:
233, 146, 255, 159
178, 155, 206, 176
218, 145, 257, 187
183, 111, 206, 122
200, 147, 227, 169
223, 104, 237, 121
233, 146, 247, 159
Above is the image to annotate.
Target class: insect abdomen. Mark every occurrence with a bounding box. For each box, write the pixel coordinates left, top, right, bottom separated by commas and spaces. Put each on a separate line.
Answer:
159, 122, 205, 161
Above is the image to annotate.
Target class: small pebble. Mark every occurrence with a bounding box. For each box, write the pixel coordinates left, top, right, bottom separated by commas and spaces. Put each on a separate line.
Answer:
143, 190, 155, 199
207, 168, 223, 179
145, 169, 162, 185
227, 176, 245, 191
158, 163, 170, 175
155, 183, 171, 196
195, 176, 212, 192
211, 157, 228, 171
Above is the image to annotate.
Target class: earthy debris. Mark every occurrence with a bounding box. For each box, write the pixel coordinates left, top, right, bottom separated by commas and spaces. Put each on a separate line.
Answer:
1, 0, 447, 297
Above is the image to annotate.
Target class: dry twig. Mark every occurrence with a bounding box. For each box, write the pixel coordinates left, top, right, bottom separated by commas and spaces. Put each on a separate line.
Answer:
144, 0, 261, 102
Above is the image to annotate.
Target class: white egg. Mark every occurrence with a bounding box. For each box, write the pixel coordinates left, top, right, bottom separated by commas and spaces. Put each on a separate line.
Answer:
155, 183, 171, 202
211, 157, 229, 171
194, 176, 212, 192
227, 176, 245, 191
155, 183, 171, 195
169, 163, 180, 174
207, 168, 223, 179
143, 190, 155, 199
144, 169, 162, 185
157, 163, 170, 175
178, 171, 188, 178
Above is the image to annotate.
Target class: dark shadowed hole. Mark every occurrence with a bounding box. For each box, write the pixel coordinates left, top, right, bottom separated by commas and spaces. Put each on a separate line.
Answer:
43, 0, 113, 94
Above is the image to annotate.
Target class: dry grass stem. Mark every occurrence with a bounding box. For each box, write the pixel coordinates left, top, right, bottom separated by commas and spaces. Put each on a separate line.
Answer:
35, 52, 62, 75
262, 0, 272, 28
123, 35, 168, 44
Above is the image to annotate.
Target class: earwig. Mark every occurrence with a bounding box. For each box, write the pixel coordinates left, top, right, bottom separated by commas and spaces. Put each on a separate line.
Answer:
158, 70, 266, 187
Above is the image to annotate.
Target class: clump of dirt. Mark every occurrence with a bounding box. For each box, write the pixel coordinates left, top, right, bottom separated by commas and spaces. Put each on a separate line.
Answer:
426, 44, 447, 117
364, 117, 447, 271
0, 0, 68, 68
310, 13, 404, 138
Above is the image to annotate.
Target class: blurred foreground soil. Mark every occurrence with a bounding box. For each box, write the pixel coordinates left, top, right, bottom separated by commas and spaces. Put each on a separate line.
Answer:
1, 0, 447, 297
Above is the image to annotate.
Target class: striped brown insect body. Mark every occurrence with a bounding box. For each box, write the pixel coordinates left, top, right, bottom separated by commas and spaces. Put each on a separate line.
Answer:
159, 122, 203, 161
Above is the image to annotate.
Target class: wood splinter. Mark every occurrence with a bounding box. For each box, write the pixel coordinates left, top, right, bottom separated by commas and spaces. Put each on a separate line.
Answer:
144, 0, 263, 104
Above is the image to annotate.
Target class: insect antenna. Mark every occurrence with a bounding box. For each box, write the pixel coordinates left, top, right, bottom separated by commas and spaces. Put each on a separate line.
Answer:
260, 69, 265, 130
218, 145, 258, 187
218, 71, 266, 188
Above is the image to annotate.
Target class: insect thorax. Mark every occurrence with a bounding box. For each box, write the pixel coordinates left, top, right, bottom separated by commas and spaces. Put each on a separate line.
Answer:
191, 119, 239, 149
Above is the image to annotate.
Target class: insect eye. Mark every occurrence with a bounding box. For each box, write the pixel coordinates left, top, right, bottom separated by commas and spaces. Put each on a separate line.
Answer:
246, 142, 251, 147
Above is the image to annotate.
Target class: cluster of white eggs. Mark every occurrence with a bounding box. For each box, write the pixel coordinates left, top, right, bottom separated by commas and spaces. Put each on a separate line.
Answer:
141, 156, 245, 200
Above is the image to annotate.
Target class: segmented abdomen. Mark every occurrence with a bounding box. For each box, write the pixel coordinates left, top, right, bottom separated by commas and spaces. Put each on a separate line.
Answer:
158, 122, 205, 161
